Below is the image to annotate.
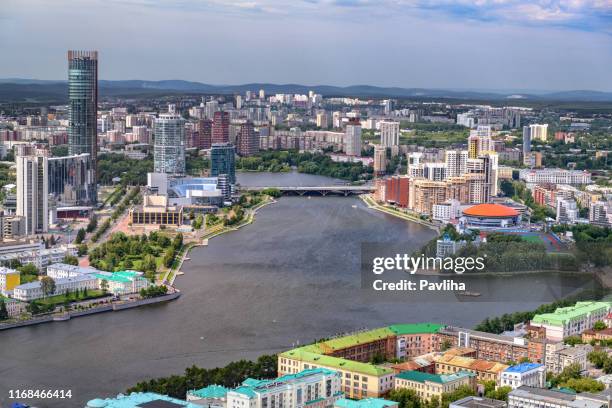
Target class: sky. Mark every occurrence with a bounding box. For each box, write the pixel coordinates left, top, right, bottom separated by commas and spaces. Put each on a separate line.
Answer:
1, 0, 611, 91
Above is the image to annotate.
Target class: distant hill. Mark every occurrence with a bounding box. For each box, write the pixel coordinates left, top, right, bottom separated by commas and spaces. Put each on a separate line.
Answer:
1, 79, 611, 103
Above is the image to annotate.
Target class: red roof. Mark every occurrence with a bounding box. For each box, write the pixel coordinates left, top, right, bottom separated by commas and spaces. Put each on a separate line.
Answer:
463, 203, 519, 218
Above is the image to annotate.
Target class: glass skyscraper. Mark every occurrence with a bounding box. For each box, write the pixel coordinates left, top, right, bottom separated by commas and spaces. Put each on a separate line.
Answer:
68, 50, 98, 202
154, 113, 186, 175
210, 143, 236, 184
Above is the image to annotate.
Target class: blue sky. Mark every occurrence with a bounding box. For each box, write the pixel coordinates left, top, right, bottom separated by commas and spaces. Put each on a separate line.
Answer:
1, 0, 611, 91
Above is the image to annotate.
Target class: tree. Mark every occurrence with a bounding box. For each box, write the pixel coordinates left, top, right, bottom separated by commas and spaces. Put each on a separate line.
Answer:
440, 339, 453, 351
75, 228, 86, 244
100, 279, 109, 294
0, 299, 8, 320
77, 243, 88, 256
63, 255, 79, 266
388, 388, 422, 408
40, 276, 56, 298
486, 386, 512, 401
588, 350, 608, 368
593, 321, 607, 331
86, 214, 98, 233
564, 336, 583, 346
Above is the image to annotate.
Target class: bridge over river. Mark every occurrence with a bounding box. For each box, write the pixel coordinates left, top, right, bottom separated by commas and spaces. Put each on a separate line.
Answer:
239, 185, 375, 196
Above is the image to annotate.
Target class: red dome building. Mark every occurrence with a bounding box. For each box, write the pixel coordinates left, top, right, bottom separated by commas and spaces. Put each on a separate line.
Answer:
461, 203, 521, 228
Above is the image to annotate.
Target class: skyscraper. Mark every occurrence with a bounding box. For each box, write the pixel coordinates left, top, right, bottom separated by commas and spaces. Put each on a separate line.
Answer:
68, 50, 98, 201
16, 153, 49, 235
344, 118, 362, 156
379, 120, 400, 148
197, 119, 213, 149
236, 120, 258, 157
210, 143, 236, 184
212, 111, 230, 144
445, 150, 468, 178
522, 126, 532, 166
154, 113, 186, 175
373, 145, 387, 176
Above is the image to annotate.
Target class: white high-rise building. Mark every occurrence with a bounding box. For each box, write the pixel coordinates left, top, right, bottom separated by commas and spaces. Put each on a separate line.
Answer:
557, 197, 579, 224
423, 163, 447, 181
374, 145, 387, 175
530, 124, 548, 142
379, 120, 400, 148
153, 113, 186, 176
16, 154, 49, 235
445, 150, 468, 178
344, 119, 362, 156
205, 100, 219, 119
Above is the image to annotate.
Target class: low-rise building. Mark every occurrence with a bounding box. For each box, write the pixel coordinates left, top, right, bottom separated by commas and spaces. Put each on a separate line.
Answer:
434, 353, 508, 384
438, 326, 530, 363
582, 328, 612, 344
93, 270, 151, 295
46, 262, 98, 279
530, 301, 611, 341
544, 343, 592, 374
13, 274, 98, 301
500, 363, 545, 389
450, 396, 506, 408
394, 370, 476, 401
0, 266, 20, 293
508, 386, 605, 408
186, 385, 228, 407
0, 296, 27, 317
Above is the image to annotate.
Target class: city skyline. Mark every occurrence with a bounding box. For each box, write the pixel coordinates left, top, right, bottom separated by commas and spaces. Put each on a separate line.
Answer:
2, 0, 612, 92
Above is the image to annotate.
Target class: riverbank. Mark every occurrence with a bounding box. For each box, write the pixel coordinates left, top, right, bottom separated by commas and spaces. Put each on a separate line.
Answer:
361, 194, 440, 231
0, 291, 181, 331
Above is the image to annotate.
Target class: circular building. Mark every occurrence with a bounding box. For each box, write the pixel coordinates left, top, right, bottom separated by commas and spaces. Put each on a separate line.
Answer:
462, 203, 520, 228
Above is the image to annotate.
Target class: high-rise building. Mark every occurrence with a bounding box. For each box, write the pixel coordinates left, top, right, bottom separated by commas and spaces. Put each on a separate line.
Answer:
235, 95, 242, 110
445, 150, 468, 178
48, 153, 95, 206
259, 89, 266, 100
530, 124, 548, 142
374, 145, 387, 176
16, 154, 49, 235
236, 120, 258, 157
379, 120, 400, 148
316, 112, 329, 129
196, 119, 213, 149
153, 113, 185, 175
556, 197, 578, 224
344, 118, 362, 156
205, 100, 219, 119
522, 126, 532, 167
210, 143, 236, 184
212, 111, 230, 144
68, 50, 98, 202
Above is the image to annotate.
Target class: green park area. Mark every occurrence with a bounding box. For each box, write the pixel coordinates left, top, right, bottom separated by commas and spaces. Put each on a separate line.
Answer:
36, 289, 107, 306
88, 231, 184, 281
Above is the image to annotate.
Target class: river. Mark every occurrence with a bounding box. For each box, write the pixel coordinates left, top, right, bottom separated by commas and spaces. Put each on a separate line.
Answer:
0, 172, 599, 408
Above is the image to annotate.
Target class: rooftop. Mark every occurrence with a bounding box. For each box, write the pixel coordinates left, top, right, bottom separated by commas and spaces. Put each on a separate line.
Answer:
504, 363, 544, 373
85, 392, 202, 408
334, 398, 398, 408
532, 301, 611, 327
187, 385, 229, 399
434, 354, 508, 374
395, 370, 475, 384
450, 396, 506, 408
463, 203, 519, 218
280, 347, 393, 377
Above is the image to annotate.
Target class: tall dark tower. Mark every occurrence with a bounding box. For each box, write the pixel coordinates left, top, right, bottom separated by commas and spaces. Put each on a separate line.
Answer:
68, 50, 98, 202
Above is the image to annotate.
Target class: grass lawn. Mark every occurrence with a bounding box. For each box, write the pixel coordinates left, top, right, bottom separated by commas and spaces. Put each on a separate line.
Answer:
520, 234, 544, 244
37, 290, 107, 306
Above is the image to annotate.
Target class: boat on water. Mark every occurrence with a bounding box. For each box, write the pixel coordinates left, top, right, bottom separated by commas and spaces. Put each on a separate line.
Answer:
351, 205, 357, 208
184, 257, 190, 261
457, 291, 481, 297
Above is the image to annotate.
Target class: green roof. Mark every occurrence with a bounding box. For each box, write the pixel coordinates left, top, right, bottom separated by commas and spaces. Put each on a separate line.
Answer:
233, 386, 257, 398
388, 323, 444, 335
335, 398, 397, 408
532, 302, 611, 327
395, 370, 474, 384
280, 324, 446, 377
280, 347, 393, 377
320, 327, 394, 351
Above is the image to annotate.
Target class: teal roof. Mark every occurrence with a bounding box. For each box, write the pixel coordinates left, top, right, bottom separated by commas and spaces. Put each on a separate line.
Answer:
395, 370, 475, 384
233, 386, 257, 398
94, 270, 143, 283
335, 398, 398, 408
85, 392, 202, 408
189, 385, 229, 399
